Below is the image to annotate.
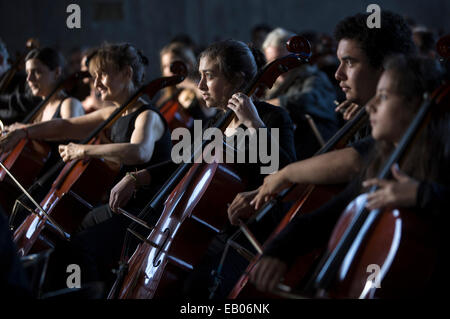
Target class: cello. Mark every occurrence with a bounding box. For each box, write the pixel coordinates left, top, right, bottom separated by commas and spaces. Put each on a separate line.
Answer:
158, 88, 195, 132
108, 36, 312, 299
12, 62, 187, 257
0, 70, 90, 216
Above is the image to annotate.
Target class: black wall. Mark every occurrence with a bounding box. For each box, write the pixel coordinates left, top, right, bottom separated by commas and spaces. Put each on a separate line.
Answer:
1, 0, 448, 79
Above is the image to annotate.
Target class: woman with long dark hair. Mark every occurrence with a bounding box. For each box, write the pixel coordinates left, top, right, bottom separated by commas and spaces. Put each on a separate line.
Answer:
1, 47, 84, 126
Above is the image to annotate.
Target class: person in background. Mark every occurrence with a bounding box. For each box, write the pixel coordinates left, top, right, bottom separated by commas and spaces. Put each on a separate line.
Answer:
80, 47, 114, 113
262, 27, 340, 160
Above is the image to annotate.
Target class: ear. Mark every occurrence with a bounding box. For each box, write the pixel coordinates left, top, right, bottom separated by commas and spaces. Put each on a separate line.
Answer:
124, 65, 133, 82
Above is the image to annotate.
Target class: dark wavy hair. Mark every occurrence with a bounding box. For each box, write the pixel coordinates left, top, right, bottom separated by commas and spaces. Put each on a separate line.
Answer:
88, 42, 149, 88
334, 11, 416, 69
25, 47, 65, 71
363, 55, 447, 185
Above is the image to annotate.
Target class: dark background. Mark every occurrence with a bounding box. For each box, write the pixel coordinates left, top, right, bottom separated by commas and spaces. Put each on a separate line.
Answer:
1, 0, 448, 79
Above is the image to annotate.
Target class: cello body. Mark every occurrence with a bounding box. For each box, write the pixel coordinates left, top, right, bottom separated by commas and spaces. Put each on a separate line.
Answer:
159, 95, 194, 132
229, 183, 342, 298
13, 138, 120, 256
0, 139, 51, 214
115, 160, 246, 299
317, 195, 437, 299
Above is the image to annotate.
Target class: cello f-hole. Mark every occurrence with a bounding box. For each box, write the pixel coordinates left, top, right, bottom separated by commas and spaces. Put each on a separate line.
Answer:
153, 228, 171, 267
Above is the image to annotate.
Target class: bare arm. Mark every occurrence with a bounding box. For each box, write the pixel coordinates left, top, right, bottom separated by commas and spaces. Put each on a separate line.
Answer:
251, 147, 363, 210
59, 109, 165, 166
0, 106, 114, 153
26, 106, 115, 141
282, 147, 362, 185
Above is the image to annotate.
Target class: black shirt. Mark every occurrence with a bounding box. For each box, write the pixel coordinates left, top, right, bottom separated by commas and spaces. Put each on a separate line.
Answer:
109, 104, 172, 173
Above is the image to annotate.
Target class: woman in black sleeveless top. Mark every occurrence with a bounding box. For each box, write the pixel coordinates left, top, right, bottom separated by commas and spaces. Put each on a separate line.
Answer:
0, 43, 170, 173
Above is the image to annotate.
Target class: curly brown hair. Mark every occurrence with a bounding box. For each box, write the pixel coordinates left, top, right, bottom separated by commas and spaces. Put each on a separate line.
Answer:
88, 42, 148, 88
334, 11, 416, 69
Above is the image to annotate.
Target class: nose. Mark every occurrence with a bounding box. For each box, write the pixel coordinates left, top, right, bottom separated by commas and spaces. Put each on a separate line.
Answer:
26, 72, 35, 83
198, 75, 207, 91
335, 63, 347, 82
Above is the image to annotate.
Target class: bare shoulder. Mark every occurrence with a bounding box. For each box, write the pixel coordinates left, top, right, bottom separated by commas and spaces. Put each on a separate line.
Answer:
135, 109, 165, 138
61, 97, 84, 118
136, 109, 162, 125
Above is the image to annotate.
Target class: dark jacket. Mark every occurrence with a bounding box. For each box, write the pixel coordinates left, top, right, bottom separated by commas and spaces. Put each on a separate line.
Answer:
266, 65, 341, 160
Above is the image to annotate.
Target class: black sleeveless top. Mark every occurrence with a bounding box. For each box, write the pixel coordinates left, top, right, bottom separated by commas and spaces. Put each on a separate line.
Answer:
51, 96, 69, 120
108, 104, 172, 172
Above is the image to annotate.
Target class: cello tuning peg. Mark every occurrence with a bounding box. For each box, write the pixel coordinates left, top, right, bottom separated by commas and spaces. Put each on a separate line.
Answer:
286, 36, 312, 59
26, 38, 40, 49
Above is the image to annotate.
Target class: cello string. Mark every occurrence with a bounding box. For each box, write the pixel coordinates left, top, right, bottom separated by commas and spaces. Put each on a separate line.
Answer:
0, 160, 69, 240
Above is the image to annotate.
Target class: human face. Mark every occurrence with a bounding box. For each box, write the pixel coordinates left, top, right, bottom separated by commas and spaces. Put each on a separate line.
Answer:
335, 39, 382, 106
198, 56, 236, 109
263, 45, 288, 63
264, 45, 290, 82
366, 71, 416, 143
91, 64, 131, 104
161, 52, 177, 77
25, 58, 60, 98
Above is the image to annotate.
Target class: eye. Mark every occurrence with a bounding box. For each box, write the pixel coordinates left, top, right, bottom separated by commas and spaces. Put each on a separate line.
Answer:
346, 60, 353, 67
